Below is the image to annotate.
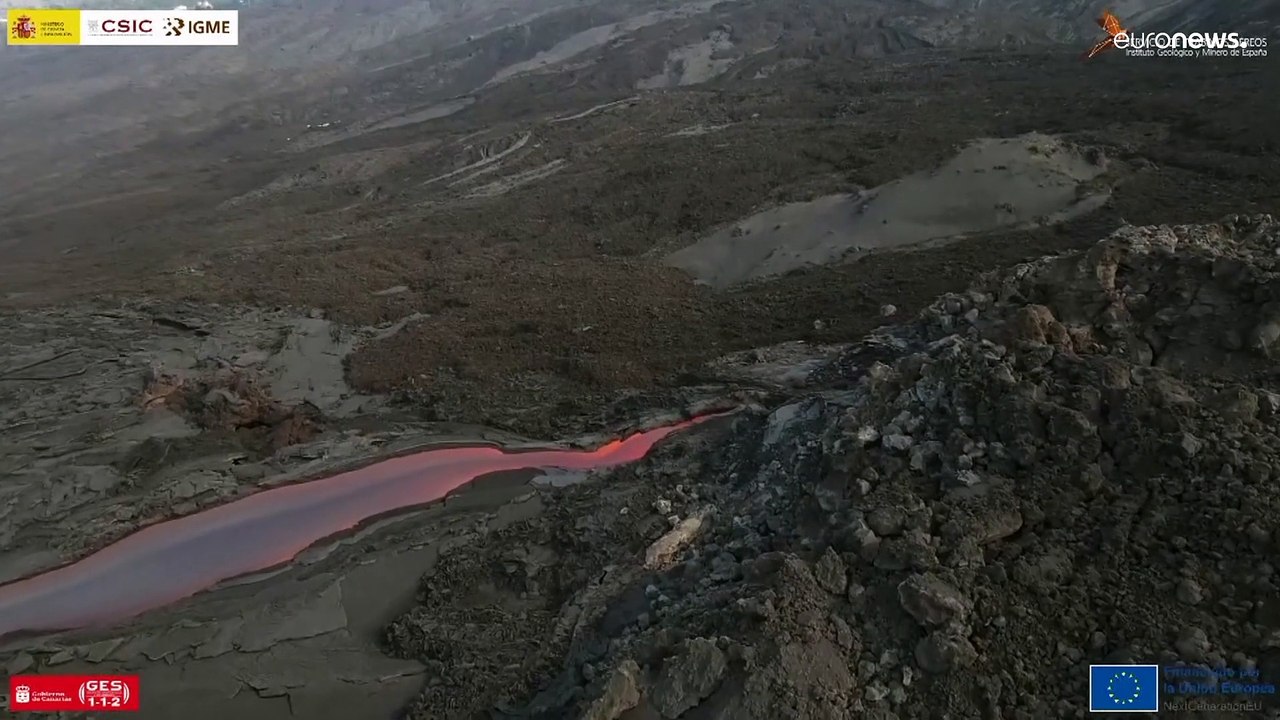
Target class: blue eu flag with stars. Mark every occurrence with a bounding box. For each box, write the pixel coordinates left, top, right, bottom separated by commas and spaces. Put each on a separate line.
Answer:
1089, 664, 1160, 712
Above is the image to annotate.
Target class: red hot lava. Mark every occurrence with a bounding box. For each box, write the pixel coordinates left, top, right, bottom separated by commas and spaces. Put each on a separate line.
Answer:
0, 417, 713, 640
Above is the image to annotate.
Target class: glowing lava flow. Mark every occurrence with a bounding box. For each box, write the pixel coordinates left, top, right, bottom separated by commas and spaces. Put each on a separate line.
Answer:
0, 418, 708, 640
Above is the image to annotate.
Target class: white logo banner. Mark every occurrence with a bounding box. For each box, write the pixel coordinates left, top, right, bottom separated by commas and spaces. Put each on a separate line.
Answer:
80, 10, 238, 46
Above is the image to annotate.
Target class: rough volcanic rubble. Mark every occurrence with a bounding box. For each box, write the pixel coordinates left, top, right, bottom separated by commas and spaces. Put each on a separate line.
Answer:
140, 359, 325, 453
386, 214, 1280, 720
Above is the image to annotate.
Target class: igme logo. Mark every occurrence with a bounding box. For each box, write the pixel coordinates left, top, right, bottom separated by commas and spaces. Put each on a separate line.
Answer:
164, 16, 230, 36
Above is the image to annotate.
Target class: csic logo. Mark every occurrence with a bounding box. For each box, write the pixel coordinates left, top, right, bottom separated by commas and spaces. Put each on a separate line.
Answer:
96, 18, 153, 33
10, 13, 36, 39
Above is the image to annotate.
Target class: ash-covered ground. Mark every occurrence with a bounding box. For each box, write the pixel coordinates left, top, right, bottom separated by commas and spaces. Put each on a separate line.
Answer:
382, 215, 1280, 720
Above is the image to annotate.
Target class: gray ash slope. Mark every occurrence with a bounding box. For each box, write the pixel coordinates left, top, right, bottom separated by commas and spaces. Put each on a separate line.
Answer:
5, 0, 1279, 225
386, 215, 1280, 720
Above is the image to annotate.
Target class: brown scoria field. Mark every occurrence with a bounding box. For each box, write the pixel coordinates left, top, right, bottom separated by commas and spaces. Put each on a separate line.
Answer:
6, 51, 1280, 439
380, 214, 1280, 720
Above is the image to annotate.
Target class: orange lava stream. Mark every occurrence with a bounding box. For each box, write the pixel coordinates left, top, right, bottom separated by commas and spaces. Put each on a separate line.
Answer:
0, 416, 713, 640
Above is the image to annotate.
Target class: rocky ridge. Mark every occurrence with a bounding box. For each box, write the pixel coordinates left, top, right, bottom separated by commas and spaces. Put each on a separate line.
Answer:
385, 215, 1280, 719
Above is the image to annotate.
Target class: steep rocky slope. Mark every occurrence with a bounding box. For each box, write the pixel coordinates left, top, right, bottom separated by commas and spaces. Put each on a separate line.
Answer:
383, 214, 1280, 719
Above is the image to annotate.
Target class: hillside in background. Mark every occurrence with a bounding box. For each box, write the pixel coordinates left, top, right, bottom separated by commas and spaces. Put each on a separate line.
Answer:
2, 0, 1276, 224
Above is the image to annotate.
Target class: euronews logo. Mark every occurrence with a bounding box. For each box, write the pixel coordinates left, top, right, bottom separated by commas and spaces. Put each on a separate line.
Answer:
1114, 30, 1268, 57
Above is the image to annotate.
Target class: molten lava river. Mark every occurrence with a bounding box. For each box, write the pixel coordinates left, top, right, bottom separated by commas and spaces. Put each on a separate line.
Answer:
0, 419, 707, 640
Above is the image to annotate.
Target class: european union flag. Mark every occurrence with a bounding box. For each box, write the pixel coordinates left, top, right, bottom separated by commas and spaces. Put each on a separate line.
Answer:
1089, 664, 1160, 713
